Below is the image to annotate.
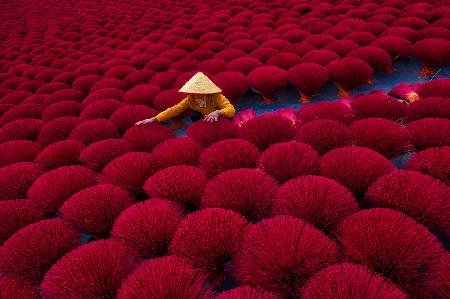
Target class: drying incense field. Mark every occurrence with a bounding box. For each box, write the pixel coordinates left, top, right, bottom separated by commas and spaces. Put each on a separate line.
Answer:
0, 0, 449, 298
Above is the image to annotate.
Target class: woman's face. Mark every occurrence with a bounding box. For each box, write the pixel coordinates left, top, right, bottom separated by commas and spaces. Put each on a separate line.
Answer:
191, 94, 207, 100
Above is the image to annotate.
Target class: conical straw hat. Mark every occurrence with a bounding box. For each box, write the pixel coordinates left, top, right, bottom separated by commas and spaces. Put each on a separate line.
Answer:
179, 72, 222, 94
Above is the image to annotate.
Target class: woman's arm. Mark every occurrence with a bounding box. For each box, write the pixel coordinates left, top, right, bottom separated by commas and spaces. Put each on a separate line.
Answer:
204, 94, 236, 122
216, 94, 235, 118
135, 97, 190, 125
154, 97, 190, 122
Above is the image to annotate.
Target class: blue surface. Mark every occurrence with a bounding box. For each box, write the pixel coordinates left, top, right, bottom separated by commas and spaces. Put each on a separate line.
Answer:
172, 57, 450, 136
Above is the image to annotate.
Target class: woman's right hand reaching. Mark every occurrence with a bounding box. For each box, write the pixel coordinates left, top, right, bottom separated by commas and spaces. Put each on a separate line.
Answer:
135, 117, 157, 126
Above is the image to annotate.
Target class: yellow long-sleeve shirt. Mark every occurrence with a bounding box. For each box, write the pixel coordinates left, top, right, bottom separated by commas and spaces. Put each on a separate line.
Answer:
155, 93, 235, 122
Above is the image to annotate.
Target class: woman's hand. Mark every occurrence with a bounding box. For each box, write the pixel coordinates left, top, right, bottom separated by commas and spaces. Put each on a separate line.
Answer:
204, 110, 223, 122
135, 117, 156, 126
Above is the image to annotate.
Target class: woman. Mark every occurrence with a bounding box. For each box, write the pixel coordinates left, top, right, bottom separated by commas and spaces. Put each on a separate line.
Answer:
135, 72, 235, 125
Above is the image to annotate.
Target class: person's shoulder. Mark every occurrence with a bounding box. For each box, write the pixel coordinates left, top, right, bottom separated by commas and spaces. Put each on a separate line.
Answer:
183, 95, 192, 104
212, 93, 226, 100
